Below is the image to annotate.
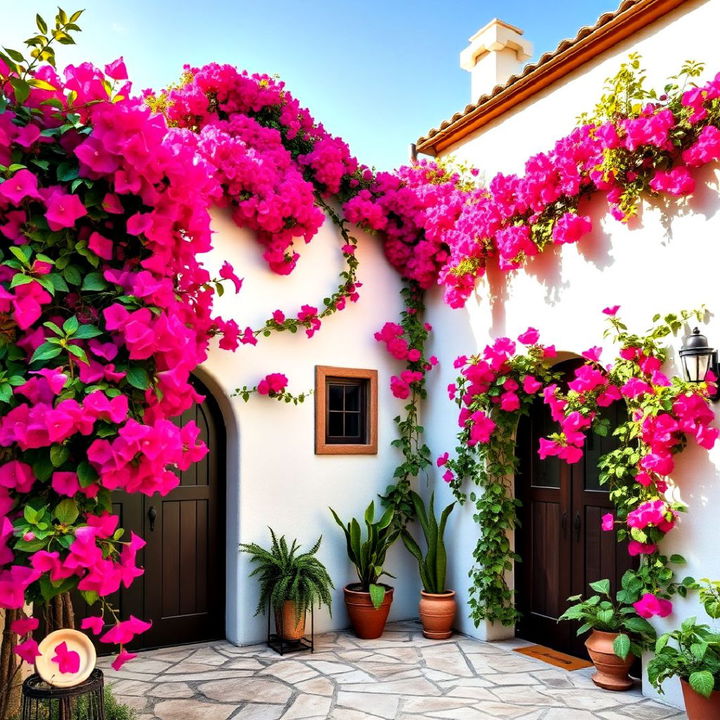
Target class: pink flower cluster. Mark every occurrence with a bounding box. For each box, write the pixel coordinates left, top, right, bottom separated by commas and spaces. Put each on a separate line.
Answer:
445, 330, 553, 484
344, 162, 466, 289
159, 64, 359, 275
0, 57, 234, 669
433, 73, 720, 308
375, 321, 437, 400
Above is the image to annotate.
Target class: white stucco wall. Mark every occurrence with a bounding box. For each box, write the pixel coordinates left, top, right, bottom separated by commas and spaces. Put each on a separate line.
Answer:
198, 207, 419, 645
423, 0, 720, 708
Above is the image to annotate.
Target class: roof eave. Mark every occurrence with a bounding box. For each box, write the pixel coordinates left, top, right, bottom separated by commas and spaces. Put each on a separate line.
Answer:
416, 0, 690, 156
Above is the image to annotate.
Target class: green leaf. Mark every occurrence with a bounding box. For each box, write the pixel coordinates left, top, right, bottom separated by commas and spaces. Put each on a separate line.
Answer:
36, 14, 48, 33
589, 579, 611, 596
24, 504, 40, 524
63, 265, 82, 285
74, 324, 102, 339
613, 633, 631, 660
126, 366, 150, 390
80, 272, 108, 291
54, 498, 79, 525
66, 344, 88, 363
62, 315, 79, 335
80, 590, 99, 606
689, 670, 715, 699
50, 444, 69, 468
9, 76, 30, 104
368, 583, 386, 609
77, 461, 98, 488
30, 342, 63, 364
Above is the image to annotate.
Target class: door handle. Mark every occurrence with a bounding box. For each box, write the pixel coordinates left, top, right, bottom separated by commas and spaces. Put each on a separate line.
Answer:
574, 512, 581, 541
148, 506, 157, 532
561, 512, 568, 537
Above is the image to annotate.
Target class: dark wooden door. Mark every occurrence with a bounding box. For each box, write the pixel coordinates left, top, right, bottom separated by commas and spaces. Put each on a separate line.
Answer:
516, 375, 634, 658
74, 376, 226, 651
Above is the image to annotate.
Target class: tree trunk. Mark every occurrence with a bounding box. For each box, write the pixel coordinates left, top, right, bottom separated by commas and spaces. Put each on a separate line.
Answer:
0, 594, 77, 720
0, 608, 21, 720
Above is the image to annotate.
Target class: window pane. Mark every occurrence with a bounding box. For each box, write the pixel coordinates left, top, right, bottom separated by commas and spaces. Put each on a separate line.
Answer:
344, 385, 361, 411
328, 411, 344, 437
328, 384, 344, 412
345, 413, 360, 438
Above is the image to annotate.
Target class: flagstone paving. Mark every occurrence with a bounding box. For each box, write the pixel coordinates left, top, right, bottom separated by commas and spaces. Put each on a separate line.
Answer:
97, 621, 687, 719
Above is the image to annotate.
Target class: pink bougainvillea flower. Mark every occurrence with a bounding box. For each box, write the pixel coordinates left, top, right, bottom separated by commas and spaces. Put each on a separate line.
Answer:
517, 327, 540, 345
14, 639, 41, 665
601, 513, 614, 532
0, 169, 41, 203
0, 461, 35, 493
100, 616, 152, 646
633, 593, 672, 619
436, 452, 449, 467
390, 375, 410, 399
51, 642, 81, 674
0, 566, 41, 609
442, 469, 454, 484
602, 306, 620, 316
11, 616, 39, 636
88, 231, 113, 260
44, 188, 87, 231
219, 261, 243, 293
239, 326, 257, 346
628, 540, 658, 556
51, 471, 81, 498
581, 346, 602, 362
81, 616, 106, 636
649, 166, 695, 197
257, 373, 288, 395
111, 649, 137, 671
104, 57, 128, 80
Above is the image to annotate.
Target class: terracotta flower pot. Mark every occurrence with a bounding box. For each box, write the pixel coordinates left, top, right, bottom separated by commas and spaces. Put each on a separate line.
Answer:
344, 584, 393, 639
419, 590, 456, 639
274, 600, 306, 641
584, 630, 634, 691
681, 678, 720, 719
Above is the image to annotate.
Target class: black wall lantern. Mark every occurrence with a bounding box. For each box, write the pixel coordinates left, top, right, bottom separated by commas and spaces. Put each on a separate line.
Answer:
679, 327, 720, 401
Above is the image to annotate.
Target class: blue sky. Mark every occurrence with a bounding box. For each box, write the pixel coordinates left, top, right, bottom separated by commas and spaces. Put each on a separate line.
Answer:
3, 1, 620, 170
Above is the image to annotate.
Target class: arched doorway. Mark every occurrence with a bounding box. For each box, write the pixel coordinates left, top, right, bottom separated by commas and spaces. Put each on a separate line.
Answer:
515, 361, 635, 658
76, 375, 227, 650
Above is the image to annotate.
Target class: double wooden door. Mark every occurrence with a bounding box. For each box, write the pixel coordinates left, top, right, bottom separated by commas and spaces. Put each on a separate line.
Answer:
76, 376, 226, 651
515, 389, 635, 658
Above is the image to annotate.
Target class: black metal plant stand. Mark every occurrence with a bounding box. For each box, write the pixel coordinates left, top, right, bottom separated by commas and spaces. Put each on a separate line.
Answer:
21, 669, 105, 720
267, 601, 314, 656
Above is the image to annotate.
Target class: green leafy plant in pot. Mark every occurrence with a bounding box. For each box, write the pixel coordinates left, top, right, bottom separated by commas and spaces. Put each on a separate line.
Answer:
401, 490, 456, 639
330, 500, 399, 639
647, 579, 720, 719
559, 572, 656, 691
240, 529, 333, 641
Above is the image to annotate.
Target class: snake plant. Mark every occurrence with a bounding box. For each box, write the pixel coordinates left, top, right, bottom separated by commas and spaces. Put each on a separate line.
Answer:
330, 500, 399, 608
401, 491, 455, 594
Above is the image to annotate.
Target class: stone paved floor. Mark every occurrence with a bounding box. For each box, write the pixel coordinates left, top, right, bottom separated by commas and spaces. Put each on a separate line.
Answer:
97, 621, 687, 720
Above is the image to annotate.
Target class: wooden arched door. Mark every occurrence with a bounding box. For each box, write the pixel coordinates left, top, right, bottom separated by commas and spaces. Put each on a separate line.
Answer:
515, 363, 635, 658
76, 375, 226, 650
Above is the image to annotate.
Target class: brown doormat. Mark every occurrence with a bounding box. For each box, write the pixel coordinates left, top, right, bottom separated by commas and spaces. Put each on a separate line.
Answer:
514, 644, 593, 670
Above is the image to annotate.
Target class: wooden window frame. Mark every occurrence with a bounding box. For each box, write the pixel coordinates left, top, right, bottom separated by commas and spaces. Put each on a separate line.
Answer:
315, 366, 378, 455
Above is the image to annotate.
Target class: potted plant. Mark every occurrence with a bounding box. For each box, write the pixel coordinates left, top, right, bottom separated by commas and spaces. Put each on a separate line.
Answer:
559, 572, 656, 690
401, 490, 457, 639
647, 580, 720, 718
240, 529, 333, 641
330, 500, 399, 639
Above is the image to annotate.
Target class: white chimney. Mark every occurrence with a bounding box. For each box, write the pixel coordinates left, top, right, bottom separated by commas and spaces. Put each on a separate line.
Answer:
460, 19, 533, 102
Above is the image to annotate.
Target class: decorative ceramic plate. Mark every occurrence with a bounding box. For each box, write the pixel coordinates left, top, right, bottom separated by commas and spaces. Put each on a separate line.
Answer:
36, 629, 97, 688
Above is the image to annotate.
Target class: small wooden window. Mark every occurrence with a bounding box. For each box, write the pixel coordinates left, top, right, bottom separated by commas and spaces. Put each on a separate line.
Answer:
315, 366, 377, 455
